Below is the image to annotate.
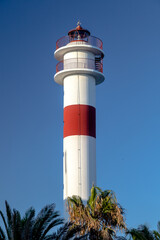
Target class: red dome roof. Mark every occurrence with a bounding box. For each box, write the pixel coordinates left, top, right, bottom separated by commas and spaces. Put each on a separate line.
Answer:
76, 25, 83, 30
68, 24, 90, 38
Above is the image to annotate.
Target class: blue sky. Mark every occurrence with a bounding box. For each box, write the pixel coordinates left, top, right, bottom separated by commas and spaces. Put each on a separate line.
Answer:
0, 0, 160, 231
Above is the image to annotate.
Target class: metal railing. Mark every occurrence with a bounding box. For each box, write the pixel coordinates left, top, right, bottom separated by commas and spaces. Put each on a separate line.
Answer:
56, 36, 103, 50
56, 58, 103, 73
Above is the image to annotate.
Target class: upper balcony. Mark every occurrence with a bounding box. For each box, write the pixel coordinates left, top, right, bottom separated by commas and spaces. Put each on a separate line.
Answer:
56, 35, 103, 50
55, 25, 104, 61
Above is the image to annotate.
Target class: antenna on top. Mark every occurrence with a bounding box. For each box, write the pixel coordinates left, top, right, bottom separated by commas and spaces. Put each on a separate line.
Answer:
77, 20, 81, 26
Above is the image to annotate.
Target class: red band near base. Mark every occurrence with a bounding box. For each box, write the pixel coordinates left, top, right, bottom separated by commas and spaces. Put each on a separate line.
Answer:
64, 105, 96, 138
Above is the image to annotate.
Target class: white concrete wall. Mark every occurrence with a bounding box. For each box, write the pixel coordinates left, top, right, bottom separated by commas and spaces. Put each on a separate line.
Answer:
63, 74, 96, 108
63, 135, 96, 201
64, 50, 94, 60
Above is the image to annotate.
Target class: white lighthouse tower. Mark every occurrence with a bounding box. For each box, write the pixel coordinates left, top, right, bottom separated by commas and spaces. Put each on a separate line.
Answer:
54, 23, 104, 202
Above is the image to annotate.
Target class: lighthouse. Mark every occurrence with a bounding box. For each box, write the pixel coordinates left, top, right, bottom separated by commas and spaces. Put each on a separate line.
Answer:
54, 23, 104, 202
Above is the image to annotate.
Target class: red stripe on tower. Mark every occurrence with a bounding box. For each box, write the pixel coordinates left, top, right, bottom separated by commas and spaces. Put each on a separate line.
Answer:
63, 105, 96, 138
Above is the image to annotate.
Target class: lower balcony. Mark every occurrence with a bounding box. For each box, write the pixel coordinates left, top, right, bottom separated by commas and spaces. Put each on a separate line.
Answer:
56, 58, 103, 73
54, 58, 105, 86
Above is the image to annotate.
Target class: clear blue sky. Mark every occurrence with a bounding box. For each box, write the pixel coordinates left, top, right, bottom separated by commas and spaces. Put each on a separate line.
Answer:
0, 0, 160, 231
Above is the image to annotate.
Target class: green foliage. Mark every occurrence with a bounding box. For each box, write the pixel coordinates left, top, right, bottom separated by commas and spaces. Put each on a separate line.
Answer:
67, 186, 126, 240
153, 221, 160, 240
0, 201, 63, 240
50, 222, 86, 240
1, 189, 160, 240
0, 201, 86, 240
126, 224, 160, 240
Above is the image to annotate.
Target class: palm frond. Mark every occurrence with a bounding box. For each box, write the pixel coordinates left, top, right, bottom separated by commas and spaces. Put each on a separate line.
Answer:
40, 218, 64, 240
5, 201, 12, 230
157, 221, 160, 234
51, 222, 85, 240
0, 226, 6, 240
51, 222, 71, 239
154, 231, 160, 240
67, 196, 84, 209
127, 225, 155, 240
0, 210, 11, 240
61, 224, 82, 240
12, 209, 22, 240
88, 186, 97, 211
22, 207, 35, 224
21, 207, 35, 240
32, 204, 62, 239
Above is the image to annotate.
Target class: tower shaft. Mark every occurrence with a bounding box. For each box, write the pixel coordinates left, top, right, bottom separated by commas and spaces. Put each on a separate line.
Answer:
63, 72, 96, 200
54, 25, 104, 202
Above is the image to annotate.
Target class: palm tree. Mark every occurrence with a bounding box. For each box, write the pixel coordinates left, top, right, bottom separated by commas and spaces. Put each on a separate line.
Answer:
153, 221, 160, 240
67, 186, 126, 240
0, 201, 63, 240
126, 225, 155, 240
